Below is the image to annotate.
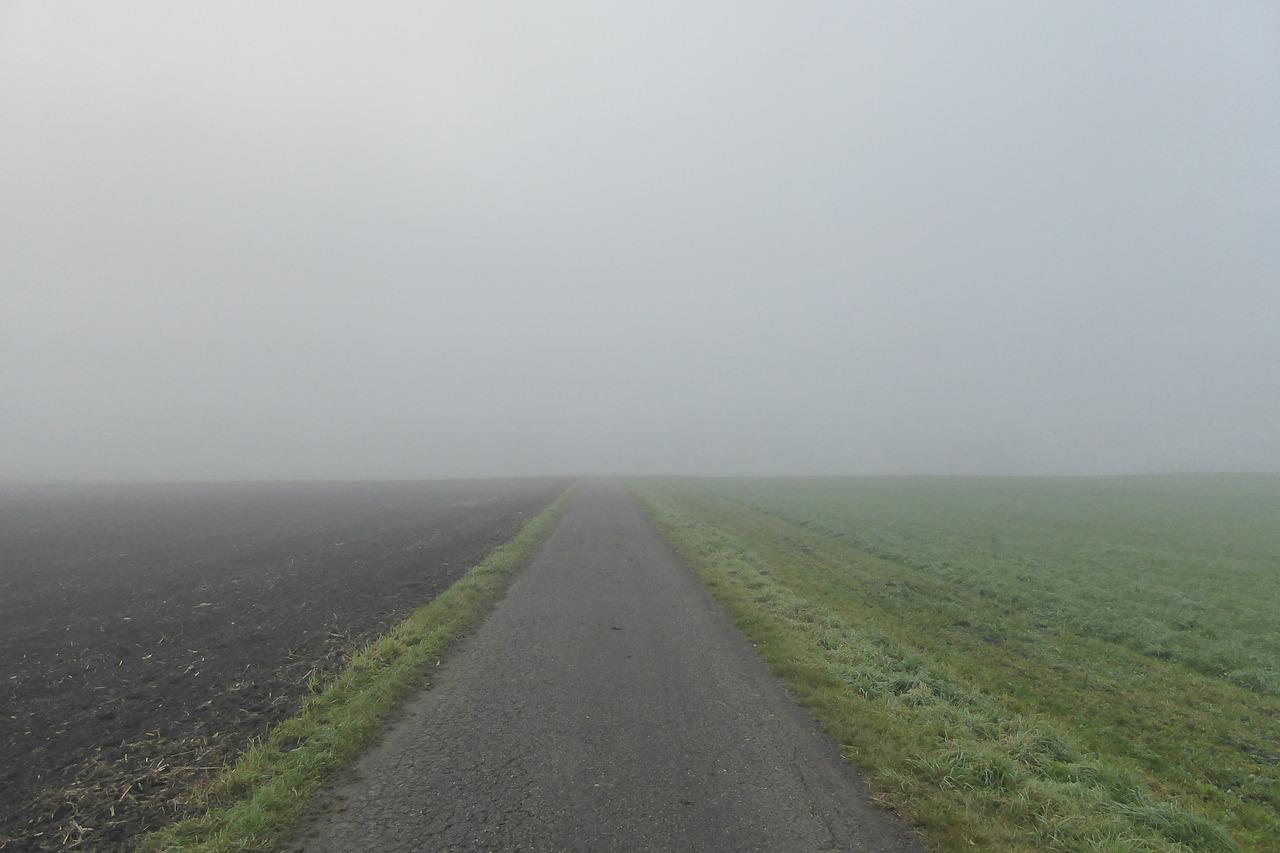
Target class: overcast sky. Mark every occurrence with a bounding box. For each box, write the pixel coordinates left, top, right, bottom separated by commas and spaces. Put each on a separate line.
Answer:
3, 2, 1278, 480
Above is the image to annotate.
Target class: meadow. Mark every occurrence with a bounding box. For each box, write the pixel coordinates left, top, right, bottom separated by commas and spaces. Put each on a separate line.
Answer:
629, 475, 1280, 851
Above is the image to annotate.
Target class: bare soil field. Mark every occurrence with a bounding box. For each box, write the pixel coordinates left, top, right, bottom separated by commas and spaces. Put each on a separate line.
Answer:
0, 478, 569, 852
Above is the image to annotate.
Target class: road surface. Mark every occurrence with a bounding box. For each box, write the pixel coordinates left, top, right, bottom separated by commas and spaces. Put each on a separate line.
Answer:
301, 478, 923, 852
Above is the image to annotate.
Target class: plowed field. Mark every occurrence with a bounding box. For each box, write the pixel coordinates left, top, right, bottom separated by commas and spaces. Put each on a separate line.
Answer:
0, 478, 569, 851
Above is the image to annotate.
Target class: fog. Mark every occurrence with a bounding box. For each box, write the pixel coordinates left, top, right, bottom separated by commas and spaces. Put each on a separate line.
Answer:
3, 3, 1277, 480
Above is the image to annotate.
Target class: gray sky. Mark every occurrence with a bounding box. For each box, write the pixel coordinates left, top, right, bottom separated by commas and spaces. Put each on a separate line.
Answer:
3, 2, 1278, 479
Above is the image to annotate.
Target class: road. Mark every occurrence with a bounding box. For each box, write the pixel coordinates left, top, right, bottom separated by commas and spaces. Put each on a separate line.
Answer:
301, 478, 923, 852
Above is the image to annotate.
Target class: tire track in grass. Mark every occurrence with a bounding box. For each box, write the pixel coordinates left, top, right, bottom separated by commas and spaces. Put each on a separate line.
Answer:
628, 480, 1242, 853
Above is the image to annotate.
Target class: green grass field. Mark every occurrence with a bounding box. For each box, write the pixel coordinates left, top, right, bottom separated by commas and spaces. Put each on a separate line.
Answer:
628, 475, 1280, 852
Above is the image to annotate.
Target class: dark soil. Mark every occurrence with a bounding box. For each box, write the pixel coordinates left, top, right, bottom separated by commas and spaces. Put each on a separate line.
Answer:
0, 478, 570, 852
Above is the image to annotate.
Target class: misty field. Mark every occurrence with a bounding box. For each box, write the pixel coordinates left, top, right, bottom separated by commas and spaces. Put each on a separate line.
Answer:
630, 475, 1280, 851
0, 479, 568, 852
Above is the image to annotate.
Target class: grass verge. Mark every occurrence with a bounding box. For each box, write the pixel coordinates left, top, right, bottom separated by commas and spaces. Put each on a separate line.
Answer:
626, 478, 1264, 852
136, 483, 577, 853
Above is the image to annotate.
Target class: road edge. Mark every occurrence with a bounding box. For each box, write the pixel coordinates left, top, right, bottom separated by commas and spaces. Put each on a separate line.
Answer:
136, 482, 580, 853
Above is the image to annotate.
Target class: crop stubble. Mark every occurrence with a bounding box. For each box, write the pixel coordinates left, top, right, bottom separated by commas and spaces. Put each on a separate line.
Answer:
0, 478, 569, 852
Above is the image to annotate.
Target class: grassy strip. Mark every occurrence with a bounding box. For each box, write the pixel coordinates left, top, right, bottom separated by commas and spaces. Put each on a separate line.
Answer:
627, 479, 1246, 853
639, 476, 1279, 847
137, 484, 578, 853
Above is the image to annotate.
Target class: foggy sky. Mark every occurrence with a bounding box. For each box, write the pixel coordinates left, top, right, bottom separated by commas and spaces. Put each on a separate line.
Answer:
3, 2, 1278, 480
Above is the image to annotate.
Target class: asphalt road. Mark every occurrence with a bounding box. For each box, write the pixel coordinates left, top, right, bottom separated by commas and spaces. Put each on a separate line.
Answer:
301, 479, 923, 852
